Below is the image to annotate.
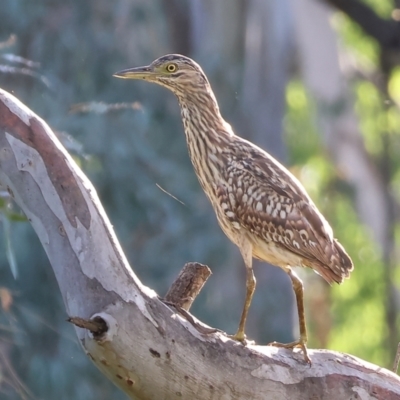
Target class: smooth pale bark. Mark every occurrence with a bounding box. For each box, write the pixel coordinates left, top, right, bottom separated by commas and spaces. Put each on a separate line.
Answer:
0, 89, 399, 399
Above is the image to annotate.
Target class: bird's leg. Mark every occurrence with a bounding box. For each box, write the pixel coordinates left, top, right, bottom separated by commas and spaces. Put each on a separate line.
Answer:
229, 238, 255, 343
269, 268, 311, 364
232, 265, 256, 342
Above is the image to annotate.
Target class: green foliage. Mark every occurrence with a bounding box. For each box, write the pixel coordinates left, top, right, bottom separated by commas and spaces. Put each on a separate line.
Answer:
330, 195, 388, 364
332, 13, 379, 67
361, 0, 394, 18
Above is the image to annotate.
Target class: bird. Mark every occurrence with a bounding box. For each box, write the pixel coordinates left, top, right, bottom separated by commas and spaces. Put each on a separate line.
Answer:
113, 54, 354, 363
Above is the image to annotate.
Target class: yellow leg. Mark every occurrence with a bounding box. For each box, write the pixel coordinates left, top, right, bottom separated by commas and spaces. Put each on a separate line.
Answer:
230, 238, 255, 343
269, 268, 311, 364
232, 265, 256, 342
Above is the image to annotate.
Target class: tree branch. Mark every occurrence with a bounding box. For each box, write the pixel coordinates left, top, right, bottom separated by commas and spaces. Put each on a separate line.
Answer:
0, 88, 399, 399
164, 262, 211, 311
68, 316, 108, 336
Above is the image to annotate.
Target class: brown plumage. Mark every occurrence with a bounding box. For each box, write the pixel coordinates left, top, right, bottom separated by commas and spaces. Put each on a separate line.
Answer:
114, 54, 354, 363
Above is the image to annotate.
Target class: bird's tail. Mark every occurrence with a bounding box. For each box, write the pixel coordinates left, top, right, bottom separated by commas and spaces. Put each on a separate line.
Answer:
333, 239, 354, 281
314, 240, 354, 285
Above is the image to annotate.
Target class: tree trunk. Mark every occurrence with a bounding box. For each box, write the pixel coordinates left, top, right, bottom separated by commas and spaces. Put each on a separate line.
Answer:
0, 90, 399, 399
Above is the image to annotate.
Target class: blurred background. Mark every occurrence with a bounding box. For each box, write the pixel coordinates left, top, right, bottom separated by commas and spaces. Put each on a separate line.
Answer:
0, 0, 399, 398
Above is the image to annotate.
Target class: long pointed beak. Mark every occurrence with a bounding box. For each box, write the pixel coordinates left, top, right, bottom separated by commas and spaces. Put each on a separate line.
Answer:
113, 65, 154, 80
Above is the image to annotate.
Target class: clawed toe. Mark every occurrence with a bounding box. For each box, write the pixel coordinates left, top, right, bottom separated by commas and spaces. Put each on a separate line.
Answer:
269, 340, 311, 364
227, 332, 255, 346
228, 332, 246, 343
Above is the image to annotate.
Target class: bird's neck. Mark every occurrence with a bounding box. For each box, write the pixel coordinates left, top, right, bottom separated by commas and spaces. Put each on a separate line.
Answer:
177, 88, 232, 147
176, 88, 232, 190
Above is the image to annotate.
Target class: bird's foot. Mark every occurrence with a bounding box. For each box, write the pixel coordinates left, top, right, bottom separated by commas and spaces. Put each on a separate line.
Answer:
227, 331, 255, 346
269, 339, 311, 364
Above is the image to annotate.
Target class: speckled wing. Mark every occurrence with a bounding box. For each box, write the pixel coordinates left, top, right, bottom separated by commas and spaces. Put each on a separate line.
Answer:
218, 140, 353, 284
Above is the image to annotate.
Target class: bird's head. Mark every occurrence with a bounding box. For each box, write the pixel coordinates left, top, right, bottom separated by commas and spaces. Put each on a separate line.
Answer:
113, 54, 210, 97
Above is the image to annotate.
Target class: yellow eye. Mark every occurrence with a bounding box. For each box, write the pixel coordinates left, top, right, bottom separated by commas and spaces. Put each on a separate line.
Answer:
166, 63, 177, 73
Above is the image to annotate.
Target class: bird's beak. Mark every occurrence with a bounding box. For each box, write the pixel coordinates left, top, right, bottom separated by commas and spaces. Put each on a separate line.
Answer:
113, 65, 154, 80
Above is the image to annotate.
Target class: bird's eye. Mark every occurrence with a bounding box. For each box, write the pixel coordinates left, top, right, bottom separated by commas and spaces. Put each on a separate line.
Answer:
166, 63, 177, 73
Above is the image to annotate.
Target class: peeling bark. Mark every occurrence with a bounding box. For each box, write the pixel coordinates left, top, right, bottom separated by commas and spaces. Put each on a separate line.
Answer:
0, 88, 399, 399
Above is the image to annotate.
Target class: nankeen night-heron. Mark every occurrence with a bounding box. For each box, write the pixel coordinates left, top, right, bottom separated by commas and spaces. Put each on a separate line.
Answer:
114, 54, 353, 363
